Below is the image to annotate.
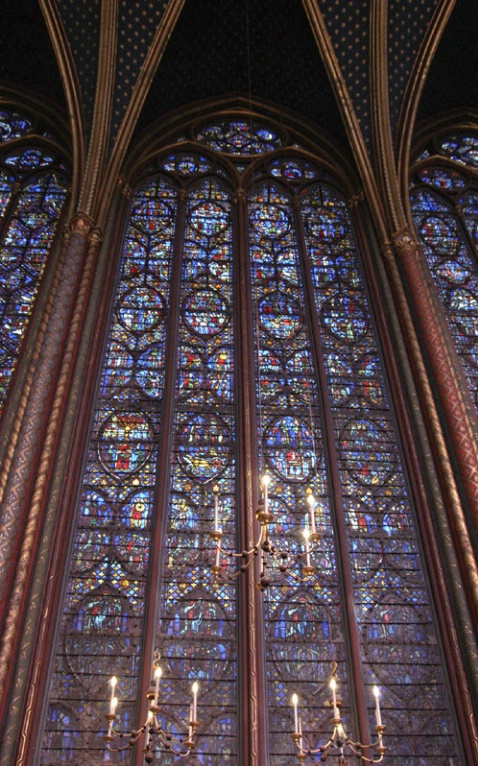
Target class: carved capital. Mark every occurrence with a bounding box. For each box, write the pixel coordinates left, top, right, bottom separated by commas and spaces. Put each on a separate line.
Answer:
88, 227, 103, 247
179, 188, 188, 202
69, 211, 94, 237
381, 241, 395, 263
347, 190, 365, 209
118, 175, 133, 200
392, 226, 420, 256
233, 188, 247, 203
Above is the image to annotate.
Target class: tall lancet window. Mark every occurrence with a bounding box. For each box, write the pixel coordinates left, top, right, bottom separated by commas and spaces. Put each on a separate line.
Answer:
0, 107, 69, 415
41, 119, 462, 766
410, 132, 478, 415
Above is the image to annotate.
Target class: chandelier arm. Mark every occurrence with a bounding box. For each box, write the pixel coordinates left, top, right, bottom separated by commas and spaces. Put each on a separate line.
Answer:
107, 742, 135, 752
214, 539, 258, 558
346, 735, 385, 750
343, 738, 386, 763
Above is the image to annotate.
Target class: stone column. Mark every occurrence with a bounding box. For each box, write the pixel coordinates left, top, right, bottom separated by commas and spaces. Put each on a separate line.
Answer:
0, 212, 102, 737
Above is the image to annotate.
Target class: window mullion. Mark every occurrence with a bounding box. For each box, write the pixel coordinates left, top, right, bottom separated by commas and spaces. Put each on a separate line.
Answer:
233, 186, 269, 766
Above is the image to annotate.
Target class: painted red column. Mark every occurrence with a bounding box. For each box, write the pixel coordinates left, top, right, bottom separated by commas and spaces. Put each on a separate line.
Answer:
393, 226, 478, 541
0, 212, 102, 735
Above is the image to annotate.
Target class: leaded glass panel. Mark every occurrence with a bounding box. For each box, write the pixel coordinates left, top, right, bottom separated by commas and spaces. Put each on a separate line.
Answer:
196, 120, 281, 155
41, 177, 178, 765
157, 177, 238, 764
41, 122, 463, 766
410, 160, 478, 415
439, 134, 478, 167
0, 108, 34, 142
0, 112, 68, 414
248, 180, 346, 764
301, 182, 458, 764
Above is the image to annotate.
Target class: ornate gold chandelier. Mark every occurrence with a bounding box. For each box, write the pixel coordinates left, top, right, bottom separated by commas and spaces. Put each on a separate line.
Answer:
209, 474, 322, 590
290, 665, 386, 764
105, 652, 200, 763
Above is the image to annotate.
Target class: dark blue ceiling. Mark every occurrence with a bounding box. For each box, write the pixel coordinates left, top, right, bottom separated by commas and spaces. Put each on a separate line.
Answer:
0, 0, 66, 115
417, 0, 478, 127
111, 0, 170, 145
56, 0, 101, 138
319, 0, 372, 148
387, 0, 439, 140
134, 0, 347, 150
0, 0, 477, 162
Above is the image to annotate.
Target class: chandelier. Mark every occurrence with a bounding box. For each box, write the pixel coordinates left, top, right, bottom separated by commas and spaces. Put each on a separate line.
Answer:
291, 665, 386, 764
209, 473, 323, 589
105, 651, 200, 763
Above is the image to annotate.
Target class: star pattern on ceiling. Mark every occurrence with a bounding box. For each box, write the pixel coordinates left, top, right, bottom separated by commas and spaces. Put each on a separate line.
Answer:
56, 0, 101, 137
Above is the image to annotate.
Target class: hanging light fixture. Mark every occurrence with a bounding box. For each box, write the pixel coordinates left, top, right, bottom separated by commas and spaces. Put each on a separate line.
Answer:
104, 651, 200, 763
290, 665, 386, 764
209, 477, 323, 589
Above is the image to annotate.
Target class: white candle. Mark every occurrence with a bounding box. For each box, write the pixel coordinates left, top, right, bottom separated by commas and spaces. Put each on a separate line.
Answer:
307, 493, 317, 536
214, 494, 219, 531
330, 678, 339, 719
153, 666, 162, 707
111, 696, 118, 716
303, 529, 311, 568
109, 676, 117, 716
262, 473, 270, 516
292, 693, 299, 735
373, 685, 382, 727
145, 710, 153, 747
192, 681, 199, 721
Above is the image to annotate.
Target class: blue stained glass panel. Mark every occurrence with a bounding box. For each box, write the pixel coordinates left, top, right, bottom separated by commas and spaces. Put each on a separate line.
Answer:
0, 170, 67, 414
439, 134, 478, 167
302, 182, 459, 763
41, 176, 178, 765
249, 180, 342, 764
411, 186, 478, 415
158, 176, 238, 765
0, 109, 33, 142
197, 120, 281, 155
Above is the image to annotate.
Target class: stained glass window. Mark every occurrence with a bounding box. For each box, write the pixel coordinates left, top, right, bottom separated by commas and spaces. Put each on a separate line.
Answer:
0, 109, 68, 414
196, 119, 282, 155
41, 122, 462, 766
439, 134, 478, 167
410, 137, 478, 415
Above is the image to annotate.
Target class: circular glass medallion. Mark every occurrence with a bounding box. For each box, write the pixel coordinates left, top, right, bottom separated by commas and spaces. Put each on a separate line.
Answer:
419, 215, 460, 255
99, 411, 153, 476
132, 199, 172, 233
305, 207, 347, 242
183, 289, 229, 335
266, 416, 313, 481
322, 295, 367, 341
5, 148, 54, 170
190, 202, 228, 236
136, 345, 164, 396
178, 413, 230, 479
251, 204, 290, 238
259, 292, 302, 339
118, 287, 166, 332
196, 120, 281, 155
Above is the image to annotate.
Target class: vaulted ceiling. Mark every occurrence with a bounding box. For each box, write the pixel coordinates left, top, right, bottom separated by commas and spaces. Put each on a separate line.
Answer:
1, 0, 477, 159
